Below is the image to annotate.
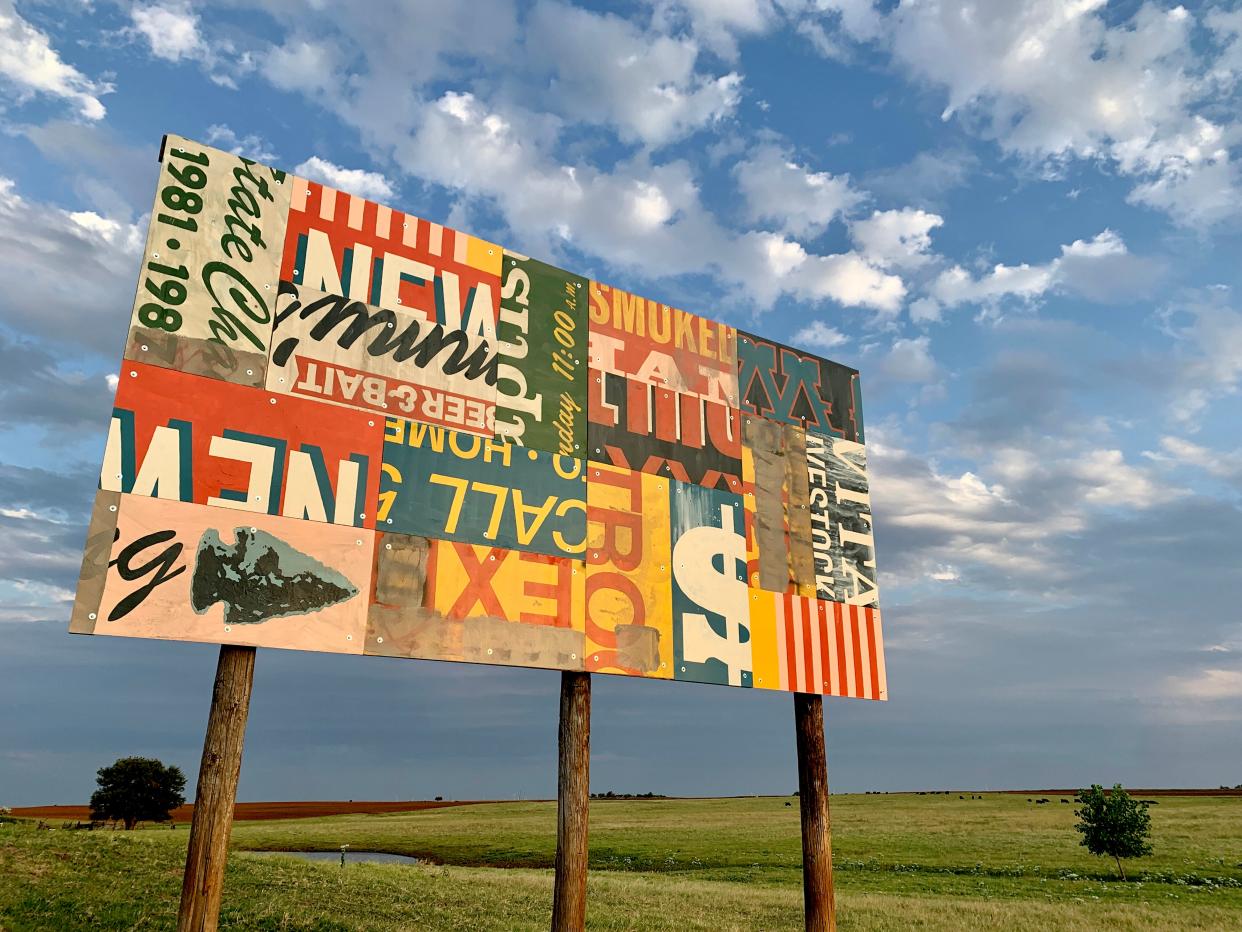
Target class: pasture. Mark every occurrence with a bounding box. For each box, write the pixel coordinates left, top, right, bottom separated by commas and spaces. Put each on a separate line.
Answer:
2, 793, 1240, 930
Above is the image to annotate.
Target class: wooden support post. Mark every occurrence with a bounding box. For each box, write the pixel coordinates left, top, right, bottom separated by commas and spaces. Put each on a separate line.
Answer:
795, 692, 835, 932
551, 670, 591, 932
177, 645, 257, 932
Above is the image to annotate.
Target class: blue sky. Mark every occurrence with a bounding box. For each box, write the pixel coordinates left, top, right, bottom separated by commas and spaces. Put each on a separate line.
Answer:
2, 0, 1242, 806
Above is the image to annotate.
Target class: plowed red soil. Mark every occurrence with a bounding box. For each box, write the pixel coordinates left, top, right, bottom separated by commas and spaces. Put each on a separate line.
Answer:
11, 800, 491, 824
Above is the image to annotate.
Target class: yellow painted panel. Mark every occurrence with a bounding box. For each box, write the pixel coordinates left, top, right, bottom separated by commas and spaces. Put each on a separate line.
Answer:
584, 462, 673, 678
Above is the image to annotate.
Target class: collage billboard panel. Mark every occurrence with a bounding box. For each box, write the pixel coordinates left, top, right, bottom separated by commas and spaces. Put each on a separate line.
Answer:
70, 134, 886, 701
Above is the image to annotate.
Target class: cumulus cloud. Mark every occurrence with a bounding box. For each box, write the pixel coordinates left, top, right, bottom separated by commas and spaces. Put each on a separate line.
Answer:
527, 1, 741, 147
127, 1, 254, 87
204, 124, 278, 163
790, 320, 848, 351
1158, 288, 1242, 427
850, 208, 943, 269
130, 3, 202, 62
0, 177, 142, 355
1164, 668, 1242, 701
380, 90, 906, 313
293, 156, 395, 201
918, 229, 1158, 321
734, 145, 863, 236
0, 0, 109, 119
805, 0, 1242, 227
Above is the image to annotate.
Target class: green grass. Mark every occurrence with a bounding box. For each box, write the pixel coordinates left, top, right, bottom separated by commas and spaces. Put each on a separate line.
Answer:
3, 794, 1241, 930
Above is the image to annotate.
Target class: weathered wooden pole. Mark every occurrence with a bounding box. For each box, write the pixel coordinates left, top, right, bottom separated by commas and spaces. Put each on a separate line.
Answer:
795, 692, 835, 932
177, 645, 257, 932
551, 670, 591, 931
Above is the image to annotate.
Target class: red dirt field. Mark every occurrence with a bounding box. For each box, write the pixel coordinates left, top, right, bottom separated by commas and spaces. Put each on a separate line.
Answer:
998, 788, 1242, 797
11, 800, 495, 824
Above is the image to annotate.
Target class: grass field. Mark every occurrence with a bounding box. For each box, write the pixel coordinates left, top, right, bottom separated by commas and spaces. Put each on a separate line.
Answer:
3, 794, 1241, 930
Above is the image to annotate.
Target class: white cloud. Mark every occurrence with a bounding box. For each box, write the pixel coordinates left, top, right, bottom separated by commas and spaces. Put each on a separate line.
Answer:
130, 3, 202, 62
870, 427, 1174, 586
263, 38, 340, 94
526, 1, 741, 147
850, 208, 943, 269
884, 1, 1242, 227
0, 177, 143, 354
384, 91, 906, 313
920, 229, 1153, 320
204, 124, 278, 163
653, 0, 783, 58
790, 320, 848, 351
1158, 289, 1242, 427
877, 335, 938, 383
1150, 436, 1242, 485
734, 145, 863, 236
0, 0, 109, 119
1165, 668, 1242, 701
293, 156, 395, 201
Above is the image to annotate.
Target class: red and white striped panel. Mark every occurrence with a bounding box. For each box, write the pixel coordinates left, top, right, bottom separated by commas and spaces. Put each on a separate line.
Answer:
282, 178, 498, 286
773, 595, 886, 700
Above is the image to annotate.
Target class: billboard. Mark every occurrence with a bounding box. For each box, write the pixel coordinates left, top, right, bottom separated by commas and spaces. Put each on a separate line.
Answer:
71, 134, 886, 700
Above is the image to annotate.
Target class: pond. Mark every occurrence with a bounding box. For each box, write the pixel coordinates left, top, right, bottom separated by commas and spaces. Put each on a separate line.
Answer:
243, 850, 422, 866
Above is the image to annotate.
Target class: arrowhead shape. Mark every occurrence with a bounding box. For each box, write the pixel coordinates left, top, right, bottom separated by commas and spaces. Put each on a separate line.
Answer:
191, 527, 359, 626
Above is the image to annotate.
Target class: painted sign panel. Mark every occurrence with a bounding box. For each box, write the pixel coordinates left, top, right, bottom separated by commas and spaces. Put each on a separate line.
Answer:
587, 369, 744, 493
805, 432, 879, 606
267, 280, 496, 434
378, 419, 587, 559
495, 254, 588, 455
588, 282, 738, 406
669, 482, 752, 687
125, 134, 291, 387
282, 178, 501, 336
71, 134, 885, 701
750, 591, 885, 699
365, 534, 584, 670
584, 463, 673, 677
71, 492, 371, 653
737, 331, 863, 441
102, 361, 382, 528
742, 415, 816, 595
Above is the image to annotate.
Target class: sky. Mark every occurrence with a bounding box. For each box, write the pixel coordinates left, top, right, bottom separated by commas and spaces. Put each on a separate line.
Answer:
2, 0, 1242, 807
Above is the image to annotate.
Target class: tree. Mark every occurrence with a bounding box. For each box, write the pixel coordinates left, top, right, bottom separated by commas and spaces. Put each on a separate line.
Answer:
89, 757, 186, 830
1074, 784, 1152, 880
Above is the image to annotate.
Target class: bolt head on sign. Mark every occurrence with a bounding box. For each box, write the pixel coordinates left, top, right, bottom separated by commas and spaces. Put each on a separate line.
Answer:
69, 133, 886, 702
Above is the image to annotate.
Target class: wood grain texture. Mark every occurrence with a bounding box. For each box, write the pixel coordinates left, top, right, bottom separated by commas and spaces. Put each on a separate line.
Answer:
177, 645, 256, 932
794, 692, 836, 932
552, 670, 591, 931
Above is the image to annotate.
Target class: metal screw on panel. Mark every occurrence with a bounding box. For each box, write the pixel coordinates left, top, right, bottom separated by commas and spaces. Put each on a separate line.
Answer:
89, 613, 97, 620
246, 369, 253, 376
385, 543, 392, 550
356, 539, 363, 545
359, 513, 366, 519
153, 252, 160, 259
593, 656, 599, 662
377, 637, 384, 644
270, 398, 277, 404
346, 635, 353, 641
141, 344, 148, 351
129, 371, 137, 378
225, 626, 232, 633
369, 421, 375, 427
571, 654, 577, 660
487, 648, 493, 655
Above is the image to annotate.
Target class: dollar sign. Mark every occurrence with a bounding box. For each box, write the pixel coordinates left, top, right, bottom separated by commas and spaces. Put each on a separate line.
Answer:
672, 501, 750, 685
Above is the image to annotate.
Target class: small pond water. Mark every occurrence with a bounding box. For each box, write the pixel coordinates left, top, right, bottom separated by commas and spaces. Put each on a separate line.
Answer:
244, 850, 422, 866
